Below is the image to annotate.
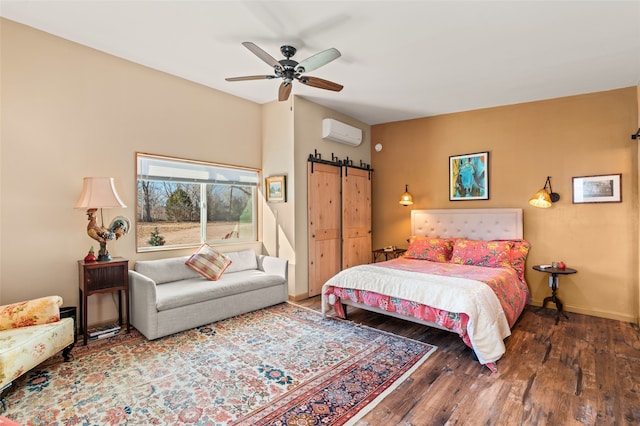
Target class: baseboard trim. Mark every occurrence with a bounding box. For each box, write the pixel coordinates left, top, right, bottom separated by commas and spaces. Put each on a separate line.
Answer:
529, 299, 636, 324
288, 292, 310, 302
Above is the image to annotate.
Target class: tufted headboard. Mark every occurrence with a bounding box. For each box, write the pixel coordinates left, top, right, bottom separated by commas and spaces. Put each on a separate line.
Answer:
410, 208, 523, 241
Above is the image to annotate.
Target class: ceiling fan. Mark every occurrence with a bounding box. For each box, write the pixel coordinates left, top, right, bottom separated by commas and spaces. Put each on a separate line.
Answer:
226, 42, 343, 101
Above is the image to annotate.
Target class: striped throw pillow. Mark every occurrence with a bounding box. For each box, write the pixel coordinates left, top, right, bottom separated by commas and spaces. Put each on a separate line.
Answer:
185, 244, 232, 281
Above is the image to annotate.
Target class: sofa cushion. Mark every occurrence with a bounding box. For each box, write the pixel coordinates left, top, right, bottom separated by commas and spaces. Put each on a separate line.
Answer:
155, 270, 285, 311
225, 249, 258, 273
0, 318, 74, 388
135, 256, 201, 285
185, 244, 232, 281
0, 296, 62, 331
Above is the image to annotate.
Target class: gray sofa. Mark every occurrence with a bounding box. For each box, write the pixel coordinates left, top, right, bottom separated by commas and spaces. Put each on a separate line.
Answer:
128, 249, 288, 340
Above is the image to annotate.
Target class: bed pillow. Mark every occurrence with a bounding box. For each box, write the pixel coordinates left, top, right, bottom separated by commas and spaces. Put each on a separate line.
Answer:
185, 244, 232, 281
506, 239, 531, 282
405, 236, 454, 262
451, 239, 513, 268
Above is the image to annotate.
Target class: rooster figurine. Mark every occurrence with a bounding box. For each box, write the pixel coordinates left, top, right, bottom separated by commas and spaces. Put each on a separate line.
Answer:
85, 208, 130, 261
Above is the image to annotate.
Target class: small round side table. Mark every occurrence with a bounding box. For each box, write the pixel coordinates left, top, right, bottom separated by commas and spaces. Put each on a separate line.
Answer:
532, 265, 577, 323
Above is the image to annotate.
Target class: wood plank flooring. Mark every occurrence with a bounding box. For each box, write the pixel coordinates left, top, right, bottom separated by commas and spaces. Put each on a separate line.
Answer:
293, 297, 640, 426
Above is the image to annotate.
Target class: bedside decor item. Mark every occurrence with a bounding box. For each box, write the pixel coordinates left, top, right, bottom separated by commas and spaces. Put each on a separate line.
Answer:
529, 176, 560, 208
449, 151, 489, 200
266, 175, 286, 202
572, 174, 621, 204
74, 177, 130, 261
399, 184, 414, 206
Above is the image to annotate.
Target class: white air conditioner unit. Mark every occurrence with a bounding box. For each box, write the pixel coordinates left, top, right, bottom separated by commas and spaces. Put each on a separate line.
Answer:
322, 118, 362, 146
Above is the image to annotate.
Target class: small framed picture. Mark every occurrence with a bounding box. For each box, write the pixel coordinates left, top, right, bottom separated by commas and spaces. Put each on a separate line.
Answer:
572, 174, 621, 204
266, 175, 287, 202
449, 151, 489, 201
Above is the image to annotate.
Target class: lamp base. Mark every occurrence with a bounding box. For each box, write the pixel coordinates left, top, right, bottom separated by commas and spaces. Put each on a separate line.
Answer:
550, 192, 560, 202
97, 242, 111, 262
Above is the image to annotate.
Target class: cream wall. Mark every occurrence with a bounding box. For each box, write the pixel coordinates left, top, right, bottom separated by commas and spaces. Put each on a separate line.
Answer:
262, 99, 296, 294
371, 87, 639, 323
0, 19, 263, 324
292, 97, 371, 299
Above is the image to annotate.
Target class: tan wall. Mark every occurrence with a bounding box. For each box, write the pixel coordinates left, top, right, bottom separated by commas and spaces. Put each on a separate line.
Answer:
292, 97, 371, 299
0, 19, 262, 325
372, 88, 639, 323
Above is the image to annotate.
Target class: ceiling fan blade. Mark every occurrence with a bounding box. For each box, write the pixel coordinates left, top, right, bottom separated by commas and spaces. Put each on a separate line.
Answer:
242, 42, 283, 70
279, 82, 292, 101
296, 48, 341, 73
299, 76, 343, 92
226, 75, 275, 82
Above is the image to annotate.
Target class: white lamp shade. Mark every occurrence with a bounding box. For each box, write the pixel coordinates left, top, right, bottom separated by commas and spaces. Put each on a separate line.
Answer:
74, 177, 126, 209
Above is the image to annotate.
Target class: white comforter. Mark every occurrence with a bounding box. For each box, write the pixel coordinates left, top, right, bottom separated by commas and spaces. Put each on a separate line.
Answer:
321, 264, 512, 365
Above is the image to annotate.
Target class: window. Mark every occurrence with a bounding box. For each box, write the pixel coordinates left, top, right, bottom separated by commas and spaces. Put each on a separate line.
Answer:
136, 153, 259, 251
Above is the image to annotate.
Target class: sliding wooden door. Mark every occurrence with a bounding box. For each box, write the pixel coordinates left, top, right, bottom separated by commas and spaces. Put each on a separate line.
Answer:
307, 162, 342, 297
342, 166, 372, 269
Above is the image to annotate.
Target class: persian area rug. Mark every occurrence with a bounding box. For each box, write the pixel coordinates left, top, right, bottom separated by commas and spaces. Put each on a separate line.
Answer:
4, 303, 436, 425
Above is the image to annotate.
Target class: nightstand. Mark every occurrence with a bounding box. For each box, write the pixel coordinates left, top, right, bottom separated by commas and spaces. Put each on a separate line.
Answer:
78, 258, 129, 345
532, 265, 577, 323
372, 248, 406, 263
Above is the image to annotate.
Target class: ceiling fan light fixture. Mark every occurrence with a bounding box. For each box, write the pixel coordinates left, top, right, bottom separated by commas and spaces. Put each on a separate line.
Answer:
226, 42, 343, 102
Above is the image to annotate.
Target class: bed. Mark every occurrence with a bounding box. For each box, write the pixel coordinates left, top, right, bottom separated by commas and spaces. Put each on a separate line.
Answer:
321, 208, 530, 372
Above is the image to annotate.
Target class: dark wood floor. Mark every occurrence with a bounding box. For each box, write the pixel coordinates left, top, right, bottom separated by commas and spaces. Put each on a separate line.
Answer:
294, 296, 640, 426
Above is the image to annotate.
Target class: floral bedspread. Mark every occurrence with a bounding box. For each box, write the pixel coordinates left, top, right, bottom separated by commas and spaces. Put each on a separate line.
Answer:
322, 258, 530, 371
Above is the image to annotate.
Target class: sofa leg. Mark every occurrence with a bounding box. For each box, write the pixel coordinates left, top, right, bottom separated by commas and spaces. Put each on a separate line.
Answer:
62, 343, 75, 362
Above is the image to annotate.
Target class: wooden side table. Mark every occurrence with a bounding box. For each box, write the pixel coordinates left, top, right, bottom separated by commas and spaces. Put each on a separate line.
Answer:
372, 248, 406, 263
78, 258, 129, 345
532, 265, 577, 323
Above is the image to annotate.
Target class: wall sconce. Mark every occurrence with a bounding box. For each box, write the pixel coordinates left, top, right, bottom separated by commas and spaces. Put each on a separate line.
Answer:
529, 176, 560, 208
399, 184, 414, 206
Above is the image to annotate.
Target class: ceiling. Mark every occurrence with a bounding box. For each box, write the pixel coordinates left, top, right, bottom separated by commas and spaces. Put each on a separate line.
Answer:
2, 1, 639, 125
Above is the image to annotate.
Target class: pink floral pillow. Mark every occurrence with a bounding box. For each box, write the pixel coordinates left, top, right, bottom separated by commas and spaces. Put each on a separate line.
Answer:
405, 236, 454, 262
505, 239, 531, 282
451, 239, 513, 268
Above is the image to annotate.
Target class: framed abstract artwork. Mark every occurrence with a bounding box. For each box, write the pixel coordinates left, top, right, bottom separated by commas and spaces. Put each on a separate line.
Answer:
572, 174, 621, 203
266, 175, 287, 202
449, 151, 489, 201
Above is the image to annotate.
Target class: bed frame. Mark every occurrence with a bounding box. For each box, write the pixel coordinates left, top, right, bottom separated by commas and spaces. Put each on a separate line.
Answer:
337, 208, 523, 331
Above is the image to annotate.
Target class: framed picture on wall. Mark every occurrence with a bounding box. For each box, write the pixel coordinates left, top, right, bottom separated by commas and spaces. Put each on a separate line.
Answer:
449, 151, 489, 201
572, 174, 621, 203
266, 175, 287, 202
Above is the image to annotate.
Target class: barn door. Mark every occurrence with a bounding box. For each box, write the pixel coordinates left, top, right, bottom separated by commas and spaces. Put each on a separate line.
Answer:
342, 166, 372, 269
307, 162, 342, 297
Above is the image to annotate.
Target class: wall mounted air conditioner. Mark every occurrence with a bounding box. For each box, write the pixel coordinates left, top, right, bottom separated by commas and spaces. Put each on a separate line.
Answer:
322, 118, 362, 146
